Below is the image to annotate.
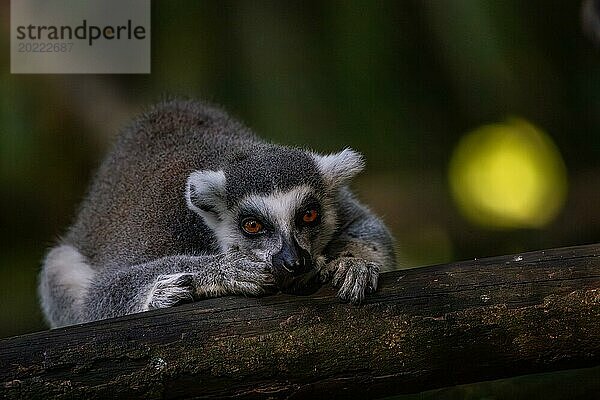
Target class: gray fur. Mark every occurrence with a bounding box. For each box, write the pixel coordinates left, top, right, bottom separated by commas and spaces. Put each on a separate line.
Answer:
39, 99, 396, 328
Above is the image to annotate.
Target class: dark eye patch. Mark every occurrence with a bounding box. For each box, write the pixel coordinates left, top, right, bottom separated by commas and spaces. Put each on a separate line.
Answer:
295, 196, 322, 227
237, 206, 275, 233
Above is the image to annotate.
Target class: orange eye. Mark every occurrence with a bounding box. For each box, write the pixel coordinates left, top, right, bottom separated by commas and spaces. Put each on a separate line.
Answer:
242, 219, 263, 235
302, 209, 319, 224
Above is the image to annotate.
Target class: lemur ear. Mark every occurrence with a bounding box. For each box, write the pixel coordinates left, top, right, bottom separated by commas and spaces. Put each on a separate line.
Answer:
312, 148, 365, 187
186, 170, 227, 229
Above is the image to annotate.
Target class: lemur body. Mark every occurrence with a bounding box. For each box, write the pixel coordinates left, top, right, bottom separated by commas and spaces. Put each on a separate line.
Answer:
39, 100, 396, 327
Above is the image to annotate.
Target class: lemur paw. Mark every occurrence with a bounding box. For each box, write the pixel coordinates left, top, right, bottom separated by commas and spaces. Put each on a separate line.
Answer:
214, 252, 277, 297
321, 257, 380, 304
146, 273, 195, 310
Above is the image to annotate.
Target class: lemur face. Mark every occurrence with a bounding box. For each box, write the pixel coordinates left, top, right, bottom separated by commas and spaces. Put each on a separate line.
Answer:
186, 145, 364, 291
218, 184, 338, 289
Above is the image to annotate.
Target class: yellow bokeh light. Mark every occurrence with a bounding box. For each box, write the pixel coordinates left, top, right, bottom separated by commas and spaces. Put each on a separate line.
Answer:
449, 118, 567, 229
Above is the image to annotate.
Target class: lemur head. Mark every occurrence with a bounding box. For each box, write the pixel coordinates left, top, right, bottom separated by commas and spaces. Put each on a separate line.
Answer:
185, 144, 364, 291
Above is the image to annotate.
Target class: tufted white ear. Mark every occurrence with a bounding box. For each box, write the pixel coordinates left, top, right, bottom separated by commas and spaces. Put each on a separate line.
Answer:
185, 170, 227, 230
312, 148, 365, 187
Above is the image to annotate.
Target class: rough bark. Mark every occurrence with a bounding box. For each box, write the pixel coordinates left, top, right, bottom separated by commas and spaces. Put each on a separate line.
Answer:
1, 244, 599, 399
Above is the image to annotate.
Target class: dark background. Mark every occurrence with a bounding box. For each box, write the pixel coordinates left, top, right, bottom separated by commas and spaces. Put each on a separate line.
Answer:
0, 1, 598, 397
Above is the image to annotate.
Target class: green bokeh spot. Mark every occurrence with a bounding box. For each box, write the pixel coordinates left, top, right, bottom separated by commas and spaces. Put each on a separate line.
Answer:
449, 118, 567, 229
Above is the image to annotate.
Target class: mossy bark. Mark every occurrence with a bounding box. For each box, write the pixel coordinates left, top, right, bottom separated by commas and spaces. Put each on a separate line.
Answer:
1, 244, 599, 399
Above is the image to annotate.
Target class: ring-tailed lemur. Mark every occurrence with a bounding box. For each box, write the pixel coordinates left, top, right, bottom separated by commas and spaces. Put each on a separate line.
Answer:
39, 99, 396, 327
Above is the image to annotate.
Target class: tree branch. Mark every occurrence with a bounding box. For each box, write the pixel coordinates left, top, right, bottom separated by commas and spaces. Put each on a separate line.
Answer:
1, 244, 599, 399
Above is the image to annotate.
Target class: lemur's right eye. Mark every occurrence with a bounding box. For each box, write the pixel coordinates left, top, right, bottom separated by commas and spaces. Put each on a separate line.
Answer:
302, 209, 319, 224
241, 218, 264, 235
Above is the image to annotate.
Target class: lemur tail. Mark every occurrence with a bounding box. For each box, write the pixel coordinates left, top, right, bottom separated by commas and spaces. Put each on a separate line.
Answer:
38, 245, 96, 328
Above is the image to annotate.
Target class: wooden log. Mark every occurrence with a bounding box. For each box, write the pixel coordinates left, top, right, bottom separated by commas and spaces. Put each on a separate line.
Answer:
1, 244, 599, 399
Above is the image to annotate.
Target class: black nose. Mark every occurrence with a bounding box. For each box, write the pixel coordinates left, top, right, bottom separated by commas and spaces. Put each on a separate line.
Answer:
272, 239, 311, 275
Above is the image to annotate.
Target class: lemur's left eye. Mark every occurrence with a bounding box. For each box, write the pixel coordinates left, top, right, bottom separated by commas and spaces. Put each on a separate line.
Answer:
241, 218, 264, 235
302, 209, 319, 224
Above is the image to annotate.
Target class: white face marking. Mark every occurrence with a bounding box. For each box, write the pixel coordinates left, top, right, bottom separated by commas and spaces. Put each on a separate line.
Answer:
189, 180, 338, 261
240, 185, 314, 237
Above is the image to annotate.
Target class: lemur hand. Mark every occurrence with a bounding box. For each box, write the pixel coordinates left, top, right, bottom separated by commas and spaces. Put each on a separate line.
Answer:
210, 250, 277, 297
319, 256, 380, 304
146, 252, 275, 310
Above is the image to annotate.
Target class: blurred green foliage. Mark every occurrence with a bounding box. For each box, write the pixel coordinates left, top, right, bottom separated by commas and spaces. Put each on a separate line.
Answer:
0, 0, 597, 359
